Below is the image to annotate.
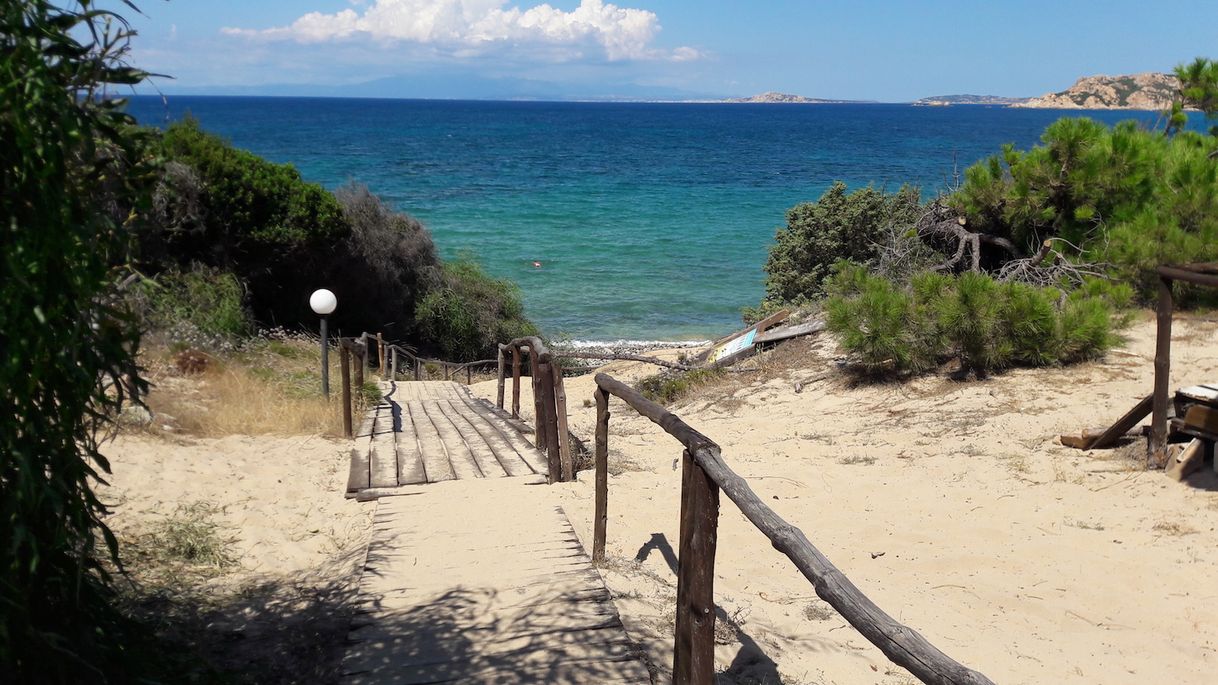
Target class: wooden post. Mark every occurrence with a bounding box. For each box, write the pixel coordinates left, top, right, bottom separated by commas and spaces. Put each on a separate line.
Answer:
466, 365, 472, 385
553, 362, 574, 481
496, 347, 506, 409
538, 359, 562, 482
377, 333, 386, 377
353, 343, 364, 394
340, 343, 353, 438
529, 349, 545, 441
511, 347, 522, 418
390, 347, 398, 380
1150, 275, 1174, 467
444, 364, 451, 382
592, 387, 610, 564
414, 356, 422, 381
673, 449, 719, 684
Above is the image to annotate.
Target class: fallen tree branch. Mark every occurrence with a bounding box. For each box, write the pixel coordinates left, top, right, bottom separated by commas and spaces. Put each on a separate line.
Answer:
556, 351, 695, 371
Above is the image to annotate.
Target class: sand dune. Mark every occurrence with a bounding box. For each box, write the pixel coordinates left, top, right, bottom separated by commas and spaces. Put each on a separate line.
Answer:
472, 315, 1218, 684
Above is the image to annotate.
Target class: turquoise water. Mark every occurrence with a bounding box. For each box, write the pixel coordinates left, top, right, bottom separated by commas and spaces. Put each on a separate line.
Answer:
126, 97, 1168, 341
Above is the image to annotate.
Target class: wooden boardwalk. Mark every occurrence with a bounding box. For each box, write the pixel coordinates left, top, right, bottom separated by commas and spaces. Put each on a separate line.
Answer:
341, 382, 652, 683
348, 381, 548, 494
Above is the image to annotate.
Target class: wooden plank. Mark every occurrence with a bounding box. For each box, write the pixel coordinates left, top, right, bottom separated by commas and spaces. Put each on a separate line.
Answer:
672, 449, 719, 684
1183, 404, 1218, 434
405, 400, 456, 482
1087, 394, 1153, 450
455, 397, 544, 475
753, 319, 826, 345
341, 479, 650, 685
346, 446, 370, 493
419, 401, 482, 479
1166, 438, 1206, 481
395, 401, 427, 486
369, 408, 399, 488
441, 400, 531, 477
436, 400, 506, 478
698, 308, 790, 366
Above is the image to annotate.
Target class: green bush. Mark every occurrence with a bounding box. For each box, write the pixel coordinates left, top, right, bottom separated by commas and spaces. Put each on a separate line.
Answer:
415, 258, 538, 361
761, 182, 923, 305
637, 368, 724, 405
826, 264, 1127, 378
1, 2, 157, 680
952, 117, 1218, 299
138, 267, 252, 339
825, 263, 934, 374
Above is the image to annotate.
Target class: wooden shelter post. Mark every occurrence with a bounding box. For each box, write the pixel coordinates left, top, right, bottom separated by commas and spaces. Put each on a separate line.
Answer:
340, 343, 353, 438
1151, 274, 1174, 465
592, 387, 610, 563
673, 448, 720, 683
496, 346, 506, 409
511, 347, 522, 418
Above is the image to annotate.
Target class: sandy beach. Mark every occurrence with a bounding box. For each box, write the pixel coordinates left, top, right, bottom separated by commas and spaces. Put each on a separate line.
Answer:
471, 315, 1218, 684
96, 314, 1218, 684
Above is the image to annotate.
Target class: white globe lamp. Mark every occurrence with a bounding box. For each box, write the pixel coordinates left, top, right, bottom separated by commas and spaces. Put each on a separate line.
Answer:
310, 289, 337, 397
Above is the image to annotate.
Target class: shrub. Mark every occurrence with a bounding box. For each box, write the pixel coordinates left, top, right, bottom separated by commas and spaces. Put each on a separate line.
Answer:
415, 258, 538, 361
952, 117, 1218, 300
939, 271, 1010, 374
825, 263, 932, 375
637, 368, 724, 405
137, 266, 252, 339
826, 264, 1126, 378
1, 2, 158, 680
761, 182, 923, 305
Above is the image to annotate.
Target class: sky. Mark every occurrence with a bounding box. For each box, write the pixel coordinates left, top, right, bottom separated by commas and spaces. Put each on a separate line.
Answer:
125, 0, 1218, 101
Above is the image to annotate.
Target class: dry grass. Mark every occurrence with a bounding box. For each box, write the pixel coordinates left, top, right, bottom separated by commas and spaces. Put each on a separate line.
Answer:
142, 334, 359, 438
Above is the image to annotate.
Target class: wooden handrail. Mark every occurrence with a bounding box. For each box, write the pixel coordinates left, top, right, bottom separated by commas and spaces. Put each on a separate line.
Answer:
495, 338, 573, 482
591, 372, 995, 685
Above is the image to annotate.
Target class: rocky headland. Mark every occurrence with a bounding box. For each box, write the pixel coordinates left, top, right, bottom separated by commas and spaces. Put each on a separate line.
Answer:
1013, 72, 1179, 110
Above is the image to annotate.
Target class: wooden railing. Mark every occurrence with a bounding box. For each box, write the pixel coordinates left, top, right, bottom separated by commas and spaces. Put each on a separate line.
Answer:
333, 332, 497, 438
590, 373, 995, 685
494, 336, 574, 482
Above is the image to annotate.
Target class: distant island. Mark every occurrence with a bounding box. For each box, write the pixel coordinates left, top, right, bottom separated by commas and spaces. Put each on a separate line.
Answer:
722, 91, 868, 104
1012, 72, 1178, 110
911, 72, 1180, 110
912, 94, 1030, 106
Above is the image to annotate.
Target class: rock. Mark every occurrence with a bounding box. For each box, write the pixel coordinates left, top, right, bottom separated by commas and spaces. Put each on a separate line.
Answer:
1012, 72, 1178, 111
119, 404, 153, 427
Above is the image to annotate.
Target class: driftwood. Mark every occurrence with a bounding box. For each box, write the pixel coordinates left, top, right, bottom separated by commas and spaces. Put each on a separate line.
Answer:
592, 372, 995, 685
557, 350, 694, 370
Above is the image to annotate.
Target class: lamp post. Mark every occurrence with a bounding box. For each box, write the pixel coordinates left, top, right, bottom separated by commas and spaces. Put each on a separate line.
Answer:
310, 289, 337, 398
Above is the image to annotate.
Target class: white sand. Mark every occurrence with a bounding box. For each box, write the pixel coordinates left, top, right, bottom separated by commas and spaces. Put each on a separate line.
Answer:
472, 316, 1218, 684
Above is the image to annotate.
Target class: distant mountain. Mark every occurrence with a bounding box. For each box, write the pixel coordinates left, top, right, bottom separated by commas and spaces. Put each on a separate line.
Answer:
912, 94, 1030, 106
1012, 72, 1178, 110
722, 91, 867, 104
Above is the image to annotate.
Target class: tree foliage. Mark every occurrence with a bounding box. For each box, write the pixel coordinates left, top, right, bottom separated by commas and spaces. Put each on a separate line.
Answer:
1167, 57, 1218, 136
147, 124, 531, 359
951, 117, 1218, 297
760, 181, 923, 304
415, 258, 538, 361
825, 262, 1128, 378
1, 1, 155, 680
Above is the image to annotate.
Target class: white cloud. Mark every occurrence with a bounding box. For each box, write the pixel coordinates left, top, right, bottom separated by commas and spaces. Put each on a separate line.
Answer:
221, 0, 698, 62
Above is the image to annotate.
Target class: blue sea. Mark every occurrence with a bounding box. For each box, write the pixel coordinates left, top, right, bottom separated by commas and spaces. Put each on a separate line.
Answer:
125, 96, 1169, 342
